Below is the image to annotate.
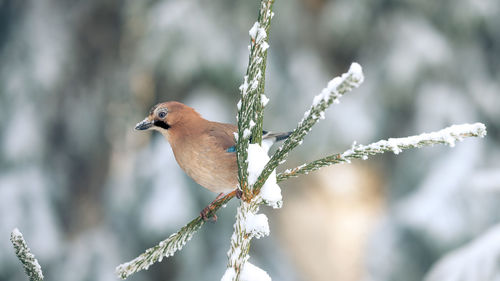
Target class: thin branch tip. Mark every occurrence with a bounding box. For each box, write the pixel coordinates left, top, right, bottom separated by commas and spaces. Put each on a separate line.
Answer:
10, 228, 44, 281
277, 122, 487, 181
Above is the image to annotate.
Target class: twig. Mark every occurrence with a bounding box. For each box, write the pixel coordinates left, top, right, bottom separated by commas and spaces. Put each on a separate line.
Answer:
277, 123, 487, 181
10, 228, 44, 281
252, 62, 364, 195
116, 191, 235, 279
236, 0, 275, 199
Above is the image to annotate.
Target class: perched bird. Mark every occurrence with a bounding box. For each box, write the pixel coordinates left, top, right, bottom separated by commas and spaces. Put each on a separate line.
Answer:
135, 101, 290, 220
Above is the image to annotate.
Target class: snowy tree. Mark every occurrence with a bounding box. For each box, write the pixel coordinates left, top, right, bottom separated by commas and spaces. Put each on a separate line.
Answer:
114, 1, 487, 280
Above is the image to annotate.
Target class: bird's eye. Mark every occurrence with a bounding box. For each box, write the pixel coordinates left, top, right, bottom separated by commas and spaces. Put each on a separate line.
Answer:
157, 111, 167, 119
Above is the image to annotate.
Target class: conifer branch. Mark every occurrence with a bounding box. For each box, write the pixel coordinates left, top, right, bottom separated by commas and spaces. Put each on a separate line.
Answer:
227, 1, 275, 280
277, 123, 487, 181
236, 0, 275, 198
10, 228, 44, 281
116, 191, 234, 279
115, 122, 487, 279
225, 201, 261, 280
252, 62, 364, 195
114, 0, 488, 279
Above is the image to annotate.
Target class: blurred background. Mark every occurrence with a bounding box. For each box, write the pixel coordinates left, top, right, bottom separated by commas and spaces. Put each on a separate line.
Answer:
1, 0, 499, 280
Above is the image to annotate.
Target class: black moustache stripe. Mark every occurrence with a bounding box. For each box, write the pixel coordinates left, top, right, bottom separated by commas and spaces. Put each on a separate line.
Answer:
154, 120, 170, 130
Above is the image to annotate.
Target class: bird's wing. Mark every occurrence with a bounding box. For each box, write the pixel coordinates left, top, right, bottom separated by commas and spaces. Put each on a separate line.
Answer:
205, 122, 291, 153
205, 122, 237, 151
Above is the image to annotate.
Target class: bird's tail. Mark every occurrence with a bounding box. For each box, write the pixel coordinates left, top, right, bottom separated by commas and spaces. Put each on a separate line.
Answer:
262, 130, 292, 142
261, 130, 292, 152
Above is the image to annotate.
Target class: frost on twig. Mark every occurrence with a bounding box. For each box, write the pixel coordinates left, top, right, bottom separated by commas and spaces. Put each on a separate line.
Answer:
236, 0, 275, 199
10, 228, 44, 281
277, 123, 487, 181
116, 218, 203, 279
116, 191, 234, 279
247, 143, 282, 208
224, 1, 276, 280
115, 0, 488, 279
253, 62, 364, 195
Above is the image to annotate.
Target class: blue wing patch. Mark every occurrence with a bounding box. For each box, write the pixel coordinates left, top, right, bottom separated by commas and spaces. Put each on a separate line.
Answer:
226, 146, 236, 153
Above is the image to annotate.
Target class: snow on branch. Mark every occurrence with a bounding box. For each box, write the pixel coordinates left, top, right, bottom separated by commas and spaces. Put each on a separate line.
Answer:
277, 123, 487, 181
116, 218, 203, 279
252, 62, 364, 195
236, 0, 275, 199
10, 228, 44, 281
116, 192, 234, 279
115, 122, 486, 280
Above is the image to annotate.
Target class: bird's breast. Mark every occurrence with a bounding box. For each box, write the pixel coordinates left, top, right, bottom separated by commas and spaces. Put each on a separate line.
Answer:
171, 140, 238, 193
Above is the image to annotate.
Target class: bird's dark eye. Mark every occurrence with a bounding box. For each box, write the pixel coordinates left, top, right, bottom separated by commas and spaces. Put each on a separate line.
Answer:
157, 111, 167, 119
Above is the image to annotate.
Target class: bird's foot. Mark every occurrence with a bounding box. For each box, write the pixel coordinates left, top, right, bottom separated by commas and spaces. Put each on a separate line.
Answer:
200, 192, 225, 222
235, 188, 252, 201
200, 206, 217, 222
235, 189, 243, 199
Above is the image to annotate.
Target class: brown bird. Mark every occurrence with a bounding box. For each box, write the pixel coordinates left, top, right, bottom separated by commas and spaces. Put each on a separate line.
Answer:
135, 101, 290, 220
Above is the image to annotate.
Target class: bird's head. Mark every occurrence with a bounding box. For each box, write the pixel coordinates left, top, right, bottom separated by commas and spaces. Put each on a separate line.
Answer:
135, 101, 200, 134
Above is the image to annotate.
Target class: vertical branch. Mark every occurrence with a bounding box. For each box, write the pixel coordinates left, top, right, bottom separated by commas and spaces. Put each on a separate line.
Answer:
236, 0, 275, 198
225, 201, 260, 280
251, 0, 274, 145
227, 1, 275, 280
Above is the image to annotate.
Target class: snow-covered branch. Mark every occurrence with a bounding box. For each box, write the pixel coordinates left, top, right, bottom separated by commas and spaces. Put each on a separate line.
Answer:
236, 0, 275, 199
277, 123, 487, 181
10, 228, 44, 281
115, 120, 486, 280
252, 62, 364, 195
226, 1, 276, 280
116, 191, 234, 279
114, 1, 488, 280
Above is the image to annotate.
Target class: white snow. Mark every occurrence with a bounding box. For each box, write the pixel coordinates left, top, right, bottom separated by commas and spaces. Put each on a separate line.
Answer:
248, 22, 267, 43
250, 78, 259, 91
260, 169, 282, 209
243, 128, 252, 139
349, 62, 364, 82
239, 75, 249, 94
261, 139, 274, 153
261, 41, 269, 51
255, 69, 262, 80
244, 213, 270, 239
249, 22, 260, 39
311, 62, 364, 107
261, 94, 269, 106
246, 144, 283, 208
247, 144, 269, 185
221, 267, 236, 281
240, 262, 271, 281
12, 227, 22, 238
342, 123, 487, 159
10, 228, 44, 279
303, 110, 310, 119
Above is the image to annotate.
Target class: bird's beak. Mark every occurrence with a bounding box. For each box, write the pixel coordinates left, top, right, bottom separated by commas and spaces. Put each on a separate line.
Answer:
135, 118, 154, 131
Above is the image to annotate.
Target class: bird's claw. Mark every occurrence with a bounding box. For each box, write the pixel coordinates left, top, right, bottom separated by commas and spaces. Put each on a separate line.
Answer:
200, 206, 217, 222
235, 189, 251, 202
235, 189, 243, 199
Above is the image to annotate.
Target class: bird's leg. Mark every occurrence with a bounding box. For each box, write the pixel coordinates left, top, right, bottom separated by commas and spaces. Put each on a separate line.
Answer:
200, 192, 225, 222
235, 188, 243, 200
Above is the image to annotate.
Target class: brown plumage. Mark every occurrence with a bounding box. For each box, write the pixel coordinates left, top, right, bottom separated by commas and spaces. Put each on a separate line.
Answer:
135, 101, 290, 219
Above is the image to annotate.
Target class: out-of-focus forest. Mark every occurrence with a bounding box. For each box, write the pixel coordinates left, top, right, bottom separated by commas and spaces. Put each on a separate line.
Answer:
1, 0, 499, 280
